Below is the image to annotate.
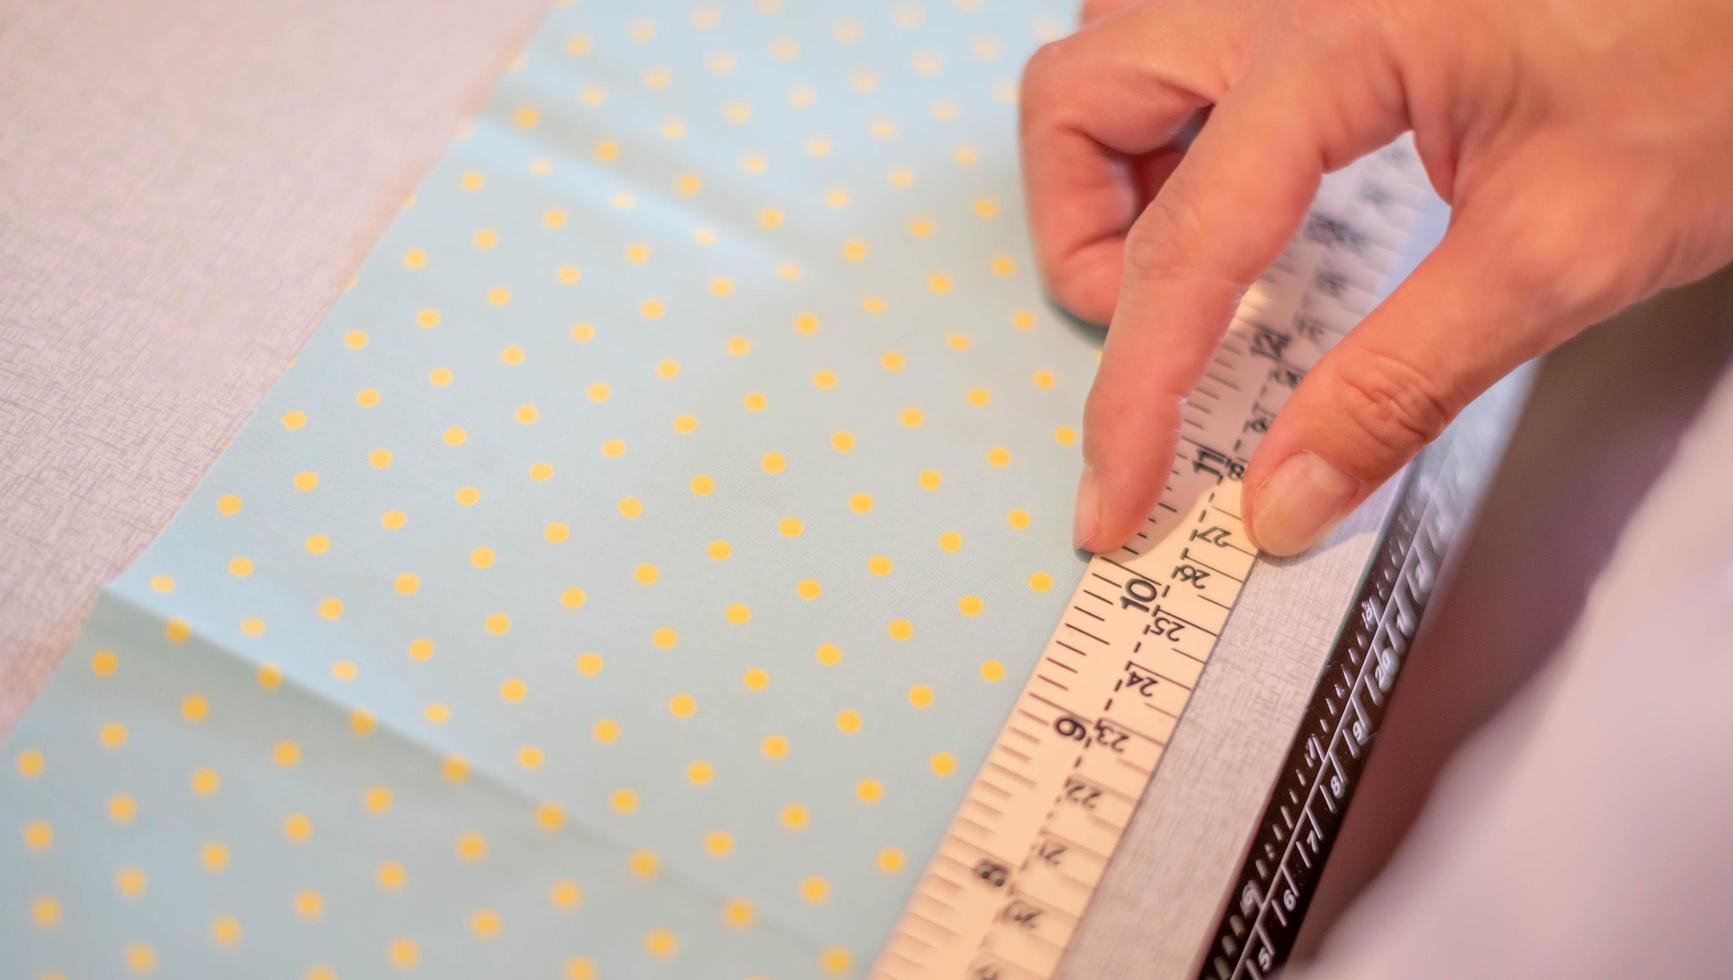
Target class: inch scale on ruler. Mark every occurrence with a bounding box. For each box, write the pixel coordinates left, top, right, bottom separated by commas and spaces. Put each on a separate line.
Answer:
872, 141, 1434, 980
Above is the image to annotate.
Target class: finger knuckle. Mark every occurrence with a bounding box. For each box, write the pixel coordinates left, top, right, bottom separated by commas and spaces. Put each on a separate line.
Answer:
1324, 345, 1456, 461
1019, 39, 1072, 118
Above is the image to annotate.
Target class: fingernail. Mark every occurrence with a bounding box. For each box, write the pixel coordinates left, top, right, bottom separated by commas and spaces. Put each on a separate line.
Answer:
1251, 452, 1358, 557
1073, 465, 1101, 550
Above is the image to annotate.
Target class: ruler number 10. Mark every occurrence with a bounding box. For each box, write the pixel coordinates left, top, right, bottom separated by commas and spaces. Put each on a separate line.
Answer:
1120, 576, 1165, 613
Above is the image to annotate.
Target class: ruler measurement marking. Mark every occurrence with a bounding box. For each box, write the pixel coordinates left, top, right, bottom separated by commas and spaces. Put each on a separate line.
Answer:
873, 144, 1430, 980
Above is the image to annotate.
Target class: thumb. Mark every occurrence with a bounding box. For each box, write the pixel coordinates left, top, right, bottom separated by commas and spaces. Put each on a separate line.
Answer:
1243, 218, 1563, 555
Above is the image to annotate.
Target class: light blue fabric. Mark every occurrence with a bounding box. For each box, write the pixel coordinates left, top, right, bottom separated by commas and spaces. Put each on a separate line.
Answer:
0, 3, 1102, 977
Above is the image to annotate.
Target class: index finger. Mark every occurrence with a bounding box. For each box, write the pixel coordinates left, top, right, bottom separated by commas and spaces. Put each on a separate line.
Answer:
1076, 24, 1406, 552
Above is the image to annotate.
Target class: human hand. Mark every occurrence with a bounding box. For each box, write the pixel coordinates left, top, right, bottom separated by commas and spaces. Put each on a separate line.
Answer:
1022, 0, 1733, 555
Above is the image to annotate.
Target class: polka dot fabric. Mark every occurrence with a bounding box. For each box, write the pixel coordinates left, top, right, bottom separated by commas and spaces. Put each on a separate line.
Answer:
0, 2, 1094, 977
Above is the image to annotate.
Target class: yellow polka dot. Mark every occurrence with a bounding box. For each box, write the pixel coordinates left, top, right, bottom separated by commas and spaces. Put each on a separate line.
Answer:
979, 659, 1009, 684
90, 649, 118, 678
513, 104, 541, 129
992, 254, 1016, 277
703, 829, 734, 858
842, 238, 869, 262
557, 586, 587, 610
98, 721, 127, 749
876, 846, 907, 873
644, 927, 677, 959
408, 637, 435, 661
820, 947, 854, 975
586, 381, 611, 402
966, 387, 992, 408
210, 914, 242, 947
742, 391, 768, 412
484, 612, 511, 635
690, 474, 715, 497
762, 735, 790, 760
240, 617, 266, 637
651, 627, 678, 650
1032, 368, 1057, 390
499, 678, 528, 704
514, 403, 540, 425
848, 492, 874, 514
593, 718, 621, 744
799, 876, 831, 905
632, 563, 659, 586
1055, 425, 1079, 446
343, 329, 369, 350
122, 942, 157, 975
368, 448, 393, 470
865, 296, 888, 314
958, 595, 984, 617
428, 366, 454, 387
371, 860, 407, 893
685, 760, 715, 786
938, 531, 964, 553
149, 573, 175, 593
388, 937, 420, 970
165, 618, 190, 643
557, 264, 582, 284
918, 469, 943, 491
779, 803, 808, 829
907, 216, 934, 239
317, 596, 344, 620
216, 494, 243, 516
815, 643, 843, 666
725, 603, 752, 626
442, 755, 468, 782
888, 619, 914, 641
629, 850, 660, 879
1029, 572, 1054, 593
667, 693, 697, 719
898, 406, 924, 429
517, 745, 545, 770
880, 350, 906, 372
706, 539, 732, 561
194, 840, 229, 872
403, 248, 427, 270
470, 907, 502, 939
293, 889, 325, 920
282, 812, 312, 842
831, 431, 856, 453
424, 702, 451, 726
641, 298, 666, 319
575, 652, 603, 676
835, 709, 862, 734
796, 578, 823, 600
304, 533, 332, 555
30, 894, 59, 930
272, 740, 301, 768
281, 409, 308, 430
357, 387, 382, 408
909, 684, 935, 708
793, 312, 821, 335
15, 748, 44, 778
191, 767, 221, 796
469, 546, 496, 570
22, 820, 52, 850
442, 426, 468, 446
550, 879, 582, 909
722, 897, 756, 931
456, 831, 488, 862
349, 709, 376, 735
856, 778, 885, 804
181, 693, 209, 722
673, 413, 699, 435
473, 228, 499, 250
618, 497, 644, 519
987, 446, 1013, 467
529, 460, 556, 481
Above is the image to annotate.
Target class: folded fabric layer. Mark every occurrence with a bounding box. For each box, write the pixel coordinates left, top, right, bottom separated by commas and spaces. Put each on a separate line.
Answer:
1, 2, 1099, 977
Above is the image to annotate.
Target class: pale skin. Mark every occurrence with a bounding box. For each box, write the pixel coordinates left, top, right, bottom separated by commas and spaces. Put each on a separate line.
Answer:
1022, 0, 1733, 556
